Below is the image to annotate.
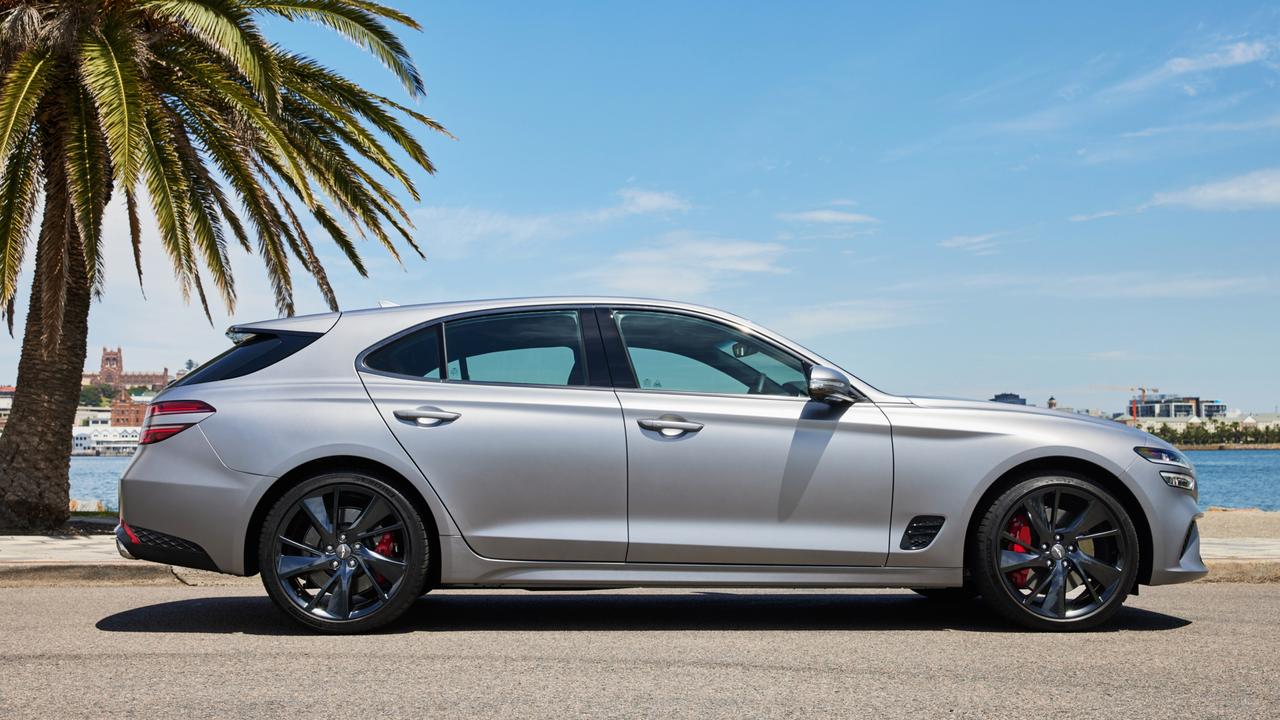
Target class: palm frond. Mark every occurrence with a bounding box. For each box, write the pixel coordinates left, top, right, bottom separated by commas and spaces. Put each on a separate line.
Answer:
138, 0, 279, 111
64, 84, 112, 296
0, 47, 52, 168
246, 0, 424, 96
78, 22, 146, 190
0, 122, 40, 334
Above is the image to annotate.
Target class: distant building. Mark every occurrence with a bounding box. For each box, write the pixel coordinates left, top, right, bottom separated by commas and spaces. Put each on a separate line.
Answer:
1047, 396, 1058, 410
72, 426, 140, 456
82, 347, 169, 391
109, 391, 148, 427
1129, 393, 1225, 420
990, 393, 1027, 405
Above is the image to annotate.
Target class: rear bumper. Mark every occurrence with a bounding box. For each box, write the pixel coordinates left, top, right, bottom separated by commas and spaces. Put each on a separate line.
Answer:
115, 523, 219, 572
117, 426, 273, 575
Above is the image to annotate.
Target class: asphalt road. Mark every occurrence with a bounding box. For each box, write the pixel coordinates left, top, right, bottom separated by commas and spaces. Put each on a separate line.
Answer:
2, 583, 1276, 719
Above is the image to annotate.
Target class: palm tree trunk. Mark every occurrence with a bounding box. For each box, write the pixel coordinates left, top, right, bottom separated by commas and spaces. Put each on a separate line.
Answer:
0, 129, 91, 532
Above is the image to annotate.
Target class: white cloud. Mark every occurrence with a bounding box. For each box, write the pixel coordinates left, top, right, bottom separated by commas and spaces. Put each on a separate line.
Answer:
776, 209, 879, 224
774, 300, 919, 339
1111, 41, 1271, 94
954, 272, 1273, 300
1123, 114, 1280, 138
412, 187, 689, 259
578, 231, 787, 296
1068, 210, 1122, 222
939, 232, 1003, 255
1148, 168, 1280, 210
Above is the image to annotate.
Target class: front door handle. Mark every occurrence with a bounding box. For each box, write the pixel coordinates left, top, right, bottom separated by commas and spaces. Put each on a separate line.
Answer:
637, 415, 704, 437
394, 406, 461, 426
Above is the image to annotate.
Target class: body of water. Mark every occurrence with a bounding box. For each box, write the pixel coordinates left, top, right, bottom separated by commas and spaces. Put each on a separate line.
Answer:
69, 449, 1280, 513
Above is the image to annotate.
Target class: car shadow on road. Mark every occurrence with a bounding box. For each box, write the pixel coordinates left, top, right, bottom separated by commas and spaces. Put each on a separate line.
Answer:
95, 591, 1191, 635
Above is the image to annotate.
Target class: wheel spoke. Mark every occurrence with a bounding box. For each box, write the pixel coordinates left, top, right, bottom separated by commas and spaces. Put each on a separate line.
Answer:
332, 487, 342, 533
1039, 563, 1068, 617
1022, 496, 1054, 545
1063, 498, 1108, 539
306, 572, 339, 611
356, 523, 403, 541
300, 496, 336, 545
357, 546, 406, 583
1070, 549, 1121, 587
1000, 549, 1044, 573
279, 536, 322, 555
1076, 528, 1119, 542
349, 496, 392, 537
357, 557, 390, 601
278, 554, 332, 580
1072, 562, 1102, 604
328, 569, 353, 619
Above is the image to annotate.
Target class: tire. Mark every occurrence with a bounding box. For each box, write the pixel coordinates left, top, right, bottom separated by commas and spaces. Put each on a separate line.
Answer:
259, 471, 431, 633
970, 472, 1139, 631
911, 587, 978, 603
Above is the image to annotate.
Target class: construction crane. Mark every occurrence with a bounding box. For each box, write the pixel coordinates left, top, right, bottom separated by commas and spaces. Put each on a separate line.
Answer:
1129, 387, 1159, 419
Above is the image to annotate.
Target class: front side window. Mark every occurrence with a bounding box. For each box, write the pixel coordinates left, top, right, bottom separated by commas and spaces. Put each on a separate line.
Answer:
444, 311, 587, 387
613, 311, 807, 396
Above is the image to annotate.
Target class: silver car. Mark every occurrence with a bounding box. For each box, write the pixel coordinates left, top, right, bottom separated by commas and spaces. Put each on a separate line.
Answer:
116, 297, 1206, 632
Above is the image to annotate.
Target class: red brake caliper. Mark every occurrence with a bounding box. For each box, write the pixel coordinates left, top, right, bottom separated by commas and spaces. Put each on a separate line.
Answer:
1008, 514, 1032, 588
373, 532, 397, 585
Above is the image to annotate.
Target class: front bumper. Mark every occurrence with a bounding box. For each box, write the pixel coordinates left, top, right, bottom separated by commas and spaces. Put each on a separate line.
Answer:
1130, 457, 1208, 585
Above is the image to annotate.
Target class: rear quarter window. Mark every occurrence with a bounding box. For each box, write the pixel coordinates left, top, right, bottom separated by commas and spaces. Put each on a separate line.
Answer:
172, 332, 319, 387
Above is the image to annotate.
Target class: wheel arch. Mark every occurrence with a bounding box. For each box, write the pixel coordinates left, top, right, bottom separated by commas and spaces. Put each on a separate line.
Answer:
963, 455, 1154, 586
243, 454, 442, 585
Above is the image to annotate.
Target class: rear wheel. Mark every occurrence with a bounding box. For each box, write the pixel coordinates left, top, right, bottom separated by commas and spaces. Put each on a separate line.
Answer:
259, 472, 430, 633
971, 473, 1139, 631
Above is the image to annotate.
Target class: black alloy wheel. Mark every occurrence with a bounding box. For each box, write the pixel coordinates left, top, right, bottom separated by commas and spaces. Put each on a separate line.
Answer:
972, 474, 1139, 631
260, 472, 430, 633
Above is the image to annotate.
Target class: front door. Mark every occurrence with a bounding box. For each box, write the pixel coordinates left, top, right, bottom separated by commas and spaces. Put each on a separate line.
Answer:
360, 308, 628, 562
604, 308, 894, 566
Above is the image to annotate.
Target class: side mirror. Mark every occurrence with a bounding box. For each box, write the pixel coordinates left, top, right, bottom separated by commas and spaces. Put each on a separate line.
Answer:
808, 365, 858, 404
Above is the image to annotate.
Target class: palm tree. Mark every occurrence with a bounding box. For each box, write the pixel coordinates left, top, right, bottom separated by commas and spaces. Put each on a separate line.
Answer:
0, 0, 447, 530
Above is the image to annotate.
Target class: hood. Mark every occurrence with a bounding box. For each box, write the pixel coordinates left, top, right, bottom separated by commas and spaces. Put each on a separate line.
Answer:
906, 395, 1156, 441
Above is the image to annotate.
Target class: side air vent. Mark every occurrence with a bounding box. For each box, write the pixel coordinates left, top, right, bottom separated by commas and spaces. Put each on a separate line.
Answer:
900, 515, 946, 550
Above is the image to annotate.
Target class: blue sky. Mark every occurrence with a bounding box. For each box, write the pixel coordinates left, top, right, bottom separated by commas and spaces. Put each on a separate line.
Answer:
4, 2, 1279, 414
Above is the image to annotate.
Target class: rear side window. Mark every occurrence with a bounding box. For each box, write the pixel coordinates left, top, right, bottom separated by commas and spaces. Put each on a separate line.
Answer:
445, 311, 587, 386
172, 332, 319, 387
363, 325, 443, 379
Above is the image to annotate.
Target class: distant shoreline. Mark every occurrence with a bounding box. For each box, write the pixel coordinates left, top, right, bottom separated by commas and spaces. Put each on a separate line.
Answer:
1179, 444, 1280, 451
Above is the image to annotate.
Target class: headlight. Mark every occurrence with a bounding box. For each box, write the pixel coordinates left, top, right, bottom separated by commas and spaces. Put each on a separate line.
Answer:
1160, 471, 1196, 492
1134, 446, 1192, 470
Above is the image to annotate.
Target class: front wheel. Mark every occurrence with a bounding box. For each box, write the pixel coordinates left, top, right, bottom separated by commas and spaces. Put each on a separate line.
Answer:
971, 474, 1139, 631
259, 472, 431, 633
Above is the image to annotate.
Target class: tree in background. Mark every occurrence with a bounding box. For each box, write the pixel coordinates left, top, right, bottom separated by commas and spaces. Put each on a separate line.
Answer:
0, 0, 448, 530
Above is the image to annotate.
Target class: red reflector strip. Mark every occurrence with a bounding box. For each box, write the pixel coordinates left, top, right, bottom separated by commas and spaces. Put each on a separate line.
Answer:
139, 424, 193, 445
146, 400, 215, 418
121, 521, 140, 544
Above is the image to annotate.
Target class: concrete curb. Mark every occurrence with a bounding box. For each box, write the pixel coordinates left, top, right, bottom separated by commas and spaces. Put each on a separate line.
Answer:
0, 562, 259, 587
0, 559, 1276, 586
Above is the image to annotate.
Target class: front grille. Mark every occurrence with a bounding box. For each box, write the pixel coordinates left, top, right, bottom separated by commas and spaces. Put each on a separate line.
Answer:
900, 515, 946, 550
132, 526, 202, 555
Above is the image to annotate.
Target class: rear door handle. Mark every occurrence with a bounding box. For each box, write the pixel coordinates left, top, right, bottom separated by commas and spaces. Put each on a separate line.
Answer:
637, 415, 704, 437
394, 406, 461, 426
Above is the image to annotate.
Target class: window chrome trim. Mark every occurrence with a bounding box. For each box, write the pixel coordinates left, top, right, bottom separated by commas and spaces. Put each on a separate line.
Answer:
355, 305, 607, 390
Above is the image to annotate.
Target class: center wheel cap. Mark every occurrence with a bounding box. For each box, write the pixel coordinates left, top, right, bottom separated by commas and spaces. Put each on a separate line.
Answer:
1049, 543, 1066, 561
335, 543, 352, 559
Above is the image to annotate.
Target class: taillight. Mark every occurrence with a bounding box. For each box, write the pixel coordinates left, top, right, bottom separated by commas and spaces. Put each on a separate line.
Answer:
139, 399, 215, 445
145, 399, 216, 419
139, 424, 195, 445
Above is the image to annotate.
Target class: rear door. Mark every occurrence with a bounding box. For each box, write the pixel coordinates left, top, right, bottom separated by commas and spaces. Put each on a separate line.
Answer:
601, 307, 895, 566
359, 307, 628, 562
